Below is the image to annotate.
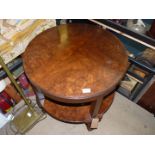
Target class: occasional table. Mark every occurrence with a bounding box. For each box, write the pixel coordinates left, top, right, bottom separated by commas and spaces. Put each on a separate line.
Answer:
22, 24, 128, 129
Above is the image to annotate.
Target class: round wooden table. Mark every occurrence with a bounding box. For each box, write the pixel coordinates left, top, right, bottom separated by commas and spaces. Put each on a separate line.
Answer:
22, 23, 128, 129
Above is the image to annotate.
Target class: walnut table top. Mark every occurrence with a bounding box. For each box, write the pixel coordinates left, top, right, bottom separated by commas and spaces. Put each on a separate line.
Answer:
23, 24, 128, 103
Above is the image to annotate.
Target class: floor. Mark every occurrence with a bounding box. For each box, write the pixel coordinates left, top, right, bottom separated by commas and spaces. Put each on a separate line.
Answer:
0, 93, 155, 135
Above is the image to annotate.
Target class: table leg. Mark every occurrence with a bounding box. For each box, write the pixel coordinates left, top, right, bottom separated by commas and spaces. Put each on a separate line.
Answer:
31, 86, 45, 109
89, 95, 104, 129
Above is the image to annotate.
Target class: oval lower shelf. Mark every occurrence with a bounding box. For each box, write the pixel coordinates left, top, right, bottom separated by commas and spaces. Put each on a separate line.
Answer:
43, 93, 115, 123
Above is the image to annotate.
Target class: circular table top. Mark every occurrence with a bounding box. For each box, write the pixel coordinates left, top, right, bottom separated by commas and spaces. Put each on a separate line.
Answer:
23, 23, 128, 103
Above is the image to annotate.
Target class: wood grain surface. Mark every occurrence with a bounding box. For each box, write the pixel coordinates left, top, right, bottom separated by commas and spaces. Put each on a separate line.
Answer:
23, 23, 128, 103
43, 93, 115, 123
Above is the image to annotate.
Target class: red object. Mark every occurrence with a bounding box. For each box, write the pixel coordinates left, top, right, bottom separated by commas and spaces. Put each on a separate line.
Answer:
18, 73, 29, 89
0, 91, 14, 113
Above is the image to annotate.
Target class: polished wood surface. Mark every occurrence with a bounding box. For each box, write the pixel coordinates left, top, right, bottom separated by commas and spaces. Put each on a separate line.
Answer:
23, 24, 128, 103
23, 24, 128, 128
43, 93, 114, 123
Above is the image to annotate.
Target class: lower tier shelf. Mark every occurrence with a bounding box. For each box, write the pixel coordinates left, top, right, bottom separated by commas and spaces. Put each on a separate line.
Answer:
42, 93, 115, 123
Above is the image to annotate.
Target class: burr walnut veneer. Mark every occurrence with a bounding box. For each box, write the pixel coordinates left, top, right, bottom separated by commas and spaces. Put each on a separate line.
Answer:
22, 24, 128, 129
